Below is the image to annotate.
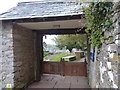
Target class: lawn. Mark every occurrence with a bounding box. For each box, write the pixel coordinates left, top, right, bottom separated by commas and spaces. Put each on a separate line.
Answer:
50, 53, 74, 62
44, 51, 53, 57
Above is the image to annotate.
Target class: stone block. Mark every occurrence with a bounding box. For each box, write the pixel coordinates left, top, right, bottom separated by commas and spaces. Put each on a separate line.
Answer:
106, 44, 118, 53
104, 31, 112, 38
113, 26, 120, 35
109, 53, 119, 62
97, 51, 109, 61
115, 39, 120, 46
107, 62, 112, 69
115, 34, 120, 40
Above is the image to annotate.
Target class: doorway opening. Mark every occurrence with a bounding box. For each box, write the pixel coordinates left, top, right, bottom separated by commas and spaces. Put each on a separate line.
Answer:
28, 34, 90, 88
43, 34, 87, 62
42, 34, 88, 77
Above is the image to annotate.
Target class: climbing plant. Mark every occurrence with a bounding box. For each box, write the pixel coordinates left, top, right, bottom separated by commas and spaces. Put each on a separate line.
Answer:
82, 2, 114, 48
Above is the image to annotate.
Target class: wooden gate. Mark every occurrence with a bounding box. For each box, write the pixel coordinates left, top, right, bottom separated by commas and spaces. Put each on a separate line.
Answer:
43, 61, 87, 76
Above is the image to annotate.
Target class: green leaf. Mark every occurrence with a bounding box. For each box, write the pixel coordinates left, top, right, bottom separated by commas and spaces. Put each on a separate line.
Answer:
108, 36, 114, 42
82, 2, 113, 48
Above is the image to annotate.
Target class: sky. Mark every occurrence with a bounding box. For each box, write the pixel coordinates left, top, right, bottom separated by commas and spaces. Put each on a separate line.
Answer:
0, 0, 74, 14
0, 0, 56, 45
0, 0, 45, 14
43, 35, 57, 45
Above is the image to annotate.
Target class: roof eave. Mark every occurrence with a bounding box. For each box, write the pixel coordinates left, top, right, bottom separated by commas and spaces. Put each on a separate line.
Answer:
0, 13, 85, 23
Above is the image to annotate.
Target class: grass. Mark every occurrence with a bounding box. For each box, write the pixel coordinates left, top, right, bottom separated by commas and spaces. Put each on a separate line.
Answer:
50, 53, 74, 62
44, 51, 53, 57
76, 57, 81, 60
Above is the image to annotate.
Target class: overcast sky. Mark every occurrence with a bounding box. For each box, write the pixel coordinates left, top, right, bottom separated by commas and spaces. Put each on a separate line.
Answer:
0, 0, 46, 14
43, 35, 56, 45
0, 0, 74, 14
0, 0, 56, 45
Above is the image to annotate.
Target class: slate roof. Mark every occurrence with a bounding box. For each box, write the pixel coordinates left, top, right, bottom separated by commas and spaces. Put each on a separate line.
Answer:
0, 0, 86, 20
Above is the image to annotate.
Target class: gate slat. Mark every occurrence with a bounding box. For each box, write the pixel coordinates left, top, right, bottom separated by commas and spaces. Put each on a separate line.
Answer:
43, 61, 87, 76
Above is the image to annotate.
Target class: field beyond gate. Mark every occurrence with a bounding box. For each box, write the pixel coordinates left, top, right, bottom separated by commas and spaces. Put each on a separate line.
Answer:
43, 60, 87, 76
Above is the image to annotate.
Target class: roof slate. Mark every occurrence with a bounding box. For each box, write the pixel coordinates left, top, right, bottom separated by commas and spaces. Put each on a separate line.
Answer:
0, 1, 85, 20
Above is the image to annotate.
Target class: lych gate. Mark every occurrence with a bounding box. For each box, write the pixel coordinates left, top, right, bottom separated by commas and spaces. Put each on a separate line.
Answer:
0, 1, 90, 88
1, 1, 119, 89
16, 13, 88, 82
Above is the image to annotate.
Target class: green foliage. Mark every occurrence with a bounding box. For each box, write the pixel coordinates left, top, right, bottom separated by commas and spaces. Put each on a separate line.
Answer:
44, 51, 53, 57
76, 56, 81, 60
83, 2, 114, 48
51, 53, 74, 62
108, 36, 114, 42
53, 34, 87, 51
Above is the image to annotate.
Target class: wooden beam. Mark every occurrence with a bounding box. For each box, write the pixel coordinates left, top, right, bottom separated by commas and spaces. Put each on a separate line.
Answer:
34, 28, 86, 35
33, 32, 37, 81
39, 33, 44, 75
35, 32, 43, 81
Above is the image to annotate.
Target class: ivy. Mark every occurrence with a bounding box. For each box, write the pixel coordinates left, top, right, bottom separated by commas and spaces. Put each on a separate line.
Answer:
82, 2, 114, 48
108, 36, 114, 42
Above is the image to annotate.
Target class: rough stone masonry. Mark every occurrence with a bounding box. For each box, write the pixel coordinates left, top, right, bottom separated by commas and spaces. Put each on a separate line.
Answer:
0, 19, 2, 90
0, 21, 14, 89
0, 21, 35, 89
88, 2, 120, 88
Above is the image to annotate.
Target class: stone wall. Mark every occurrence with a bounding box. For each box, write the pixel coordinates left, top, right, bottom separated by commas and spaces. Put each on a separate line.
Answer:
13, 24, 35, 88
89, 2, 120, 88
0, 21, 14, 89
0, 20, 2, 90
0, 21, 35, 89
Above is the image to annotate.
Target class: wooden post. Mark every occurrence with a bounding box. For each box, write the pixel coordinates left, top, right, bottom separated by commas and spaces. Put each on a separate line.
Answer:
39, 33, 44, 75
33, 31, 37, 81
35, 32, 43, 81
60, 58, 65, 76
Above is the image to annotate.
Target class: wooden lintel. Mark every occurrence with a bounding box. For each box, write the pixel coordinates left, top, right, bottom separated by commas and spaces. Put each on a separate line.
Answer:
34, 28, 86, 35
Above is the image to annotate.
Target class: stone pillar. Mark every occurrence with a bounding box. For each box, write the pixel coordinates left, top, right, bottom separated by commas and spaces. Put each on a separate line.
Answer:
0, 21, 14, 88
13, 24, 35, 88
0, 22, 36, 89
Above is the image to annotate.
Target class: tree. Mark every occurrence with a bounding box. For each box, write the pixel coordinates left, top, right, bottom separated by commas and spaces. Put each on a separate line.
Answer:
53, 34, 87, 52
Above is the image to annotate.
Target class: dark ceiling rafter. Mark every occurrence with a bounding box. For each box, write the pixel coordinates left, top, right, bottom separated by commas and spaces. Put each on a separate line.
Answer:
33, 27, 86, 35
